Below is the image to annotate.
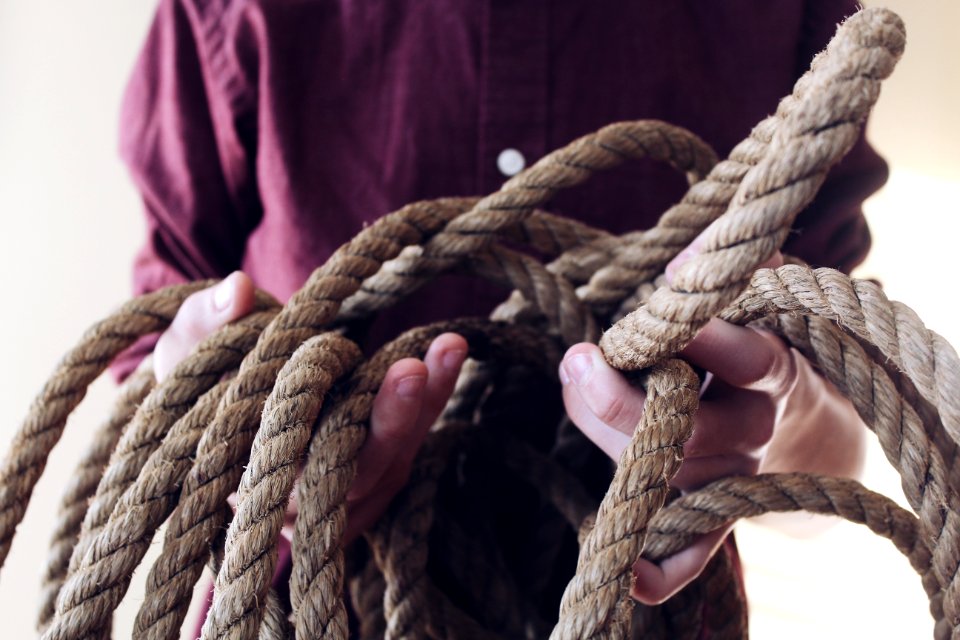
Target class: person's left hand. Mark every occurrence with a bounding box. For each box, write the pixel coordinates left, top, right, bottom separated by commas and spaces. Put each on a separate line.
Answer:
560, 246, 865, 604
560, 319, 794, 603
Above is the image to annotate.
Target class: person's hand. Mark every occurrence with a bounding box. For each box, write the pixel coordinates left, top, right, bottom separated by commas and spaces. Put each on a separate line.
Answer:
560, 246, 866, 605
154, 272, 468, 543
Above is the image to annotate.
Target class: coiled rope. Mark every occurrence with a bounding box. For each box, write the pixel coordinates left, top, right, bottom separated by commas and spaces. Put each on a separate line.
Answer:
1, 7, 948, 640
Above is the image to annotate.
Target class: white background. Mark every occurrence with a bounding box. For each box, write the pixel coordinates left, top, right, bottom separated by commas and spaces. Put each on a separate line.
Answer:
1, 1, 958, 638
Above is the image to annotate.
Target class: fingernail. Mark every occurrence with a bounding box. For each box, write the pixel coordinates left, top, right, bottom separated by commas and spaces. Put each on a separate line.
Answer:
395, 375, 426, 398
213, 277, 234, 311
441, 349, 467, 372
564, 353, 593, 386
558, 363, 571, 385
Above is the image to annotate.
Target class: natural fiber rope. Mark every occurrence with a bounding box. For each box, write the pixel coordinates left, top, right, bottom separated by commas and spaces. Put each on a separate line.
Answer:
714, 272, 960, 631
600, 8, 905, 369
37, 358, 155, 632
338, 121, 718, 323
756, 312, 956, 632
202, 332, 362, 639
45, 303, 279, 640
0, 281, 211, 568
726, 265, 960, 451
727, 266, 960, 513
131, 198, 507, 640
4, 8, 945, 640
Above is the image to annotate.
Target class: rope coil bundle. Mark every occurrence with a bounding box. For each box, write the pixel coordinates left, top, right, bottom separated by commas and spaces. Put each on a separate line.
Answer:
0, 7, 951, 639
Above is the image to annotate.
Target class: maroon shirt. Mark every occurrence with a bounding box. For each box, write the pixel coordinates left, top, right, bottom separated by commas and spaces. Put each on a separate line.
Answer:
119, 0, 884, 633
121, 0, 886, 330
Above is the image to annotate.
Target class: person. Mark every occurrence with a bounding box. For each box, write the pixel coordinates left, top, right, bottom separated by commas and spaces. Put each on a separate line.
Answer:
115, 0, 883, 626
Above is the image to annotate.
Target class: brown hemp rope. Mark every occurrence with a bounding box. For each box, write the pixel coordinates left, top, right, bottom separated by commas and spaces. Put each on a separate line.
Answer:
46, 305, 279, 640
36, 358, 155, 633
5, 7, 950, 640
726, 265, 960, 452
0, 280, 212, 569
600, 8, 906, 370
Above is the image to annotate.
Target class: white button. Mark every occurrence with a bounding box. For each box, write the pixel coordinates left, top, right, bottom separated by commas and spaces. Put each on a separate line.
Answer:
497, 148, 526, 177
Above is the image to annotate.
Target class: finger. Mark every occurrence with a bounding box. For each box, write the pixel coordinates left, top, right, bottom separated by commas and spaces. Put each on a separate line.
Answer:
664, 233, 708, 286
413, 333, 468, 440
682, 380, 775, 459
673, 380, 771, 491
665, 228, 784, 286
344, 460, 411, 544
154, 271, 255, 381
347, 335, 466, 520
681, 320, 797, 398
670, 454, 760, 492
348, 358, 427, 501
630, 527, 732, 605
560, 343, 645, 460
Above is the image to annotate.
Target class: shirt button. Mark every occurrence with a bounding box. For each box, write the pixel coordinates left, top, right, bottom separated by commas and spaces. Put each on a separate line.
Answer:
497, 148, 526, 177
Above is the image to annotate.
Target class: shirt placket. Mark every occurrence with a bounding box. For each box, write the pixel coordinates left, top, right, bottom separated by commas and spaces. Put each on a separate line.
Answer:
477, 0, 549, 193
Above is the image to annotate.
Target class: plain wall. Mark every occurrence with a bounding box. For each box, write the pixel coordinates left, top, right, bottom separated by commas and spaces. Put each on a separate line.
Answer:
0, 2, 957, 637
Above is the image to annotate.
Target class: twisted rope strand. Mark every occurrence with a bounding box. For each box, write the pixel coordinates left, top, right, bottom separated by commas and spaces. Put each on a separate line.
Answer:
340, 202, 613, 322
202, 333, 362, 640
291, 319, 559, 640
36, 359, 155, 632
601, 9, 906, 370
0, 281, 210, 570
644, 473, 929, 571
552, 359, 700, 640
45, 306, 277, 640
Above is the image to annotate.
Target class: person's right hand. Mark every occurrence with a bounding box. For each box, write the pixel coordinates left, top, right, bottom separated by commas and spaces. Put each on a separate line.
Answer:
154, 272, 467, 543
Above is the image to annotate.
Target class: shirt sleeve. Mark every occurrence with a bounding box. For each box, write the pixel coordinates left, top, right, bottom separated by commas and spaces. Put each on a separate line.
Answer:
112, 0, 261, 379
781, 0, 889, 273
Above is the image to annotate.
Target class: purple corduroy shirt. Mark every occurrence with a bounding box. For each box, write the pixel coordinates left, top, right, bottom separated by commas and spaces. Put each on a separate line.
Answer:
116, 0, 887, 633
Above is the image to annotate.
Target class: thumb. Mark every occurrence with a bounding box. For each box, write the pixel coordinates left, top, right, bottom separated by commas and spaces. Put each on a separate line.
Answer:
154, 271, 255, 381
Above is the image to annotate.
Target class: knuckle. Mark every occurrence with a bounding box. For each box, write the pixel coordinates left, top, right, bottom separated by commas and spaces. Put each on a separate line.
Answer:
592, 392, 631, 429
752, 334, 796, 398
170, 291, 215, 338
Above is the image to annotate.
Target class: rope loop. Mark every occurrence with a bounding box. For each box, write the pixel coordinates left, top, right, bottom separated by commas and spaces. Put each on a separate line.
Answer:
6, 8, 954, 640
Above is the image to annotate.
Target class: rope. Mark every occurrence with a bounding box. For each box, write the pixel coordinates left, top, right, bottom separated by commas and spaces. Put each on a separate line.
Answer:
726, 265, 960, 451
36, 358, 155, 633
202, 333, 362, 639
45, 303, 279, 640
3, 8, 945, 640
0, 281, 211, 568
600, 7, 905, 369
